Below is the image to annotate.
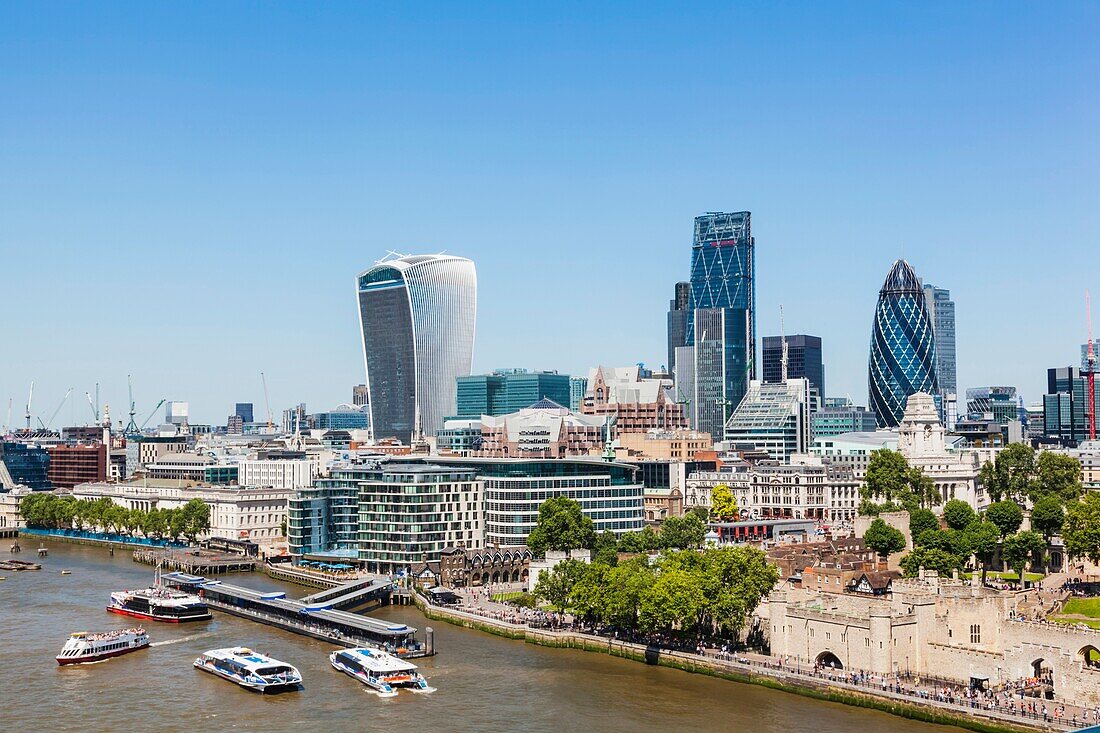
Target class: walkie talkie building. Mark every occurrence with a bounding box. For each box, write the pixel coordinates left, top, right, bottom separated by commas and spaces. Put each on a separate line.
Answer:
357, 254, 477, 444
868, 259, 938, 427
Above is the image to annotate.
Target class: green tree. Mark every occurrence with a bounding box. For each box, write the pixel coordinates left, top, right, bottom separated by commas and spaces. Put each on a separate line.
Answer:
687, 505, 710, 522
709, 484, 739, 521
603, 556, 655, 629
180, 499, 211, 543
863, 518, 906, 559
914, 528, 969, 557
533, 558, 586, 613
639, 568, 705, 632
592, 530, 620, 566
1062, 493, 1100, 565
617, 526, 659, 554
1030, 495, 1065, 541
980, 443, 1037, 503
168, 508, 187, 541
899, 547, 966, 578
1002, 530, 1046, 581
907, 468, 941, 509
658, 513, 706, 550
143, 508, 169, 539
526, 496, 596, 558
985, 500, 1024, 539
963, 520, 1000, 585
942, 499, 977, 531
569, 561, 612, 623
864, 449, 910, 503
1033, 452, 1083, 503
909, 508, 940, 538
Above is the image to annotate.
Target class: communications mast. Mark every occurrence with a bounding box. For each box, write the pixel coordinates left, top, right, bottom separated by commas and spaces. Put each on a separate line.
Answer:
1087, 291, 1096, 441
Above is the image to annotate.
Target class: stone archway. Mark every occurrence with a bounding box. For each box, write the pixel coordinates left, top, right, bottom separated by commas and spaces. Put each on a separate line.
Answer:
816, 651, 843, 670
1079, 646, 1100, 670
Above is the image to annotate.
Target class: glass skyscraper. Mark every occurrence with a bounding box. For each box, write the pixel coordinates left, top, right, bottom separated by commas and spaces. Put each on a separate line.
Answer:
868, 259, 939, 427
762, 334, 824, 405
686, 212, 755, 422
357, 254, 477, 444
667, 281, 691, 373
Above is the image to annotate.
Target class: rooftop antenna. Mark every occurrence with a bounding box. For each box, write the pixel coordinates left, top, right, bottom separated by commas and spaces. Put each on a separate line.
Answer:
260, 372, 273, 432
780, 304, 789, 383
1087, 290, 1096, 441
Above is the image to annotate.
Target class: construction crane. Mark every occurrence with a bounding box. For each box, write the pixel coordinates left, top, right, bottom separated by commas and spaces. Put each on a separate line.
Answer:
39, 388, 73, 431
261, 372, 274, 431
24, 381, 33, 431
125, 375, 140, 434
85, 391, 99, 424
1087, 291, 1096, 441
139, 399, 166, 431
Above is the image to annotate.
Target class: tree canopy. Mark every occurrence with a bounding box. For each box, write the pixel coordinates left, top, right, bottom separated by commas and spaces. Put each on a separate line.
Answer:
979, 443, 1036, 503
1034, 452, 1083, 503
963, 519, 1000, 584
900, 547, 966, 578
1002, 531, 1046, 579
1029, 495, 1065, 541
860, 449, 940, 515
19, 493, 211, 543
526, 496, 596, 557
909, 508, 939, 538
984, 500, 1024, 539
1062, 493, 1100, 565
942, 499, 977, 531
709, 484, 739, 521
863, 518, 906, 557
658, 513, 706, 550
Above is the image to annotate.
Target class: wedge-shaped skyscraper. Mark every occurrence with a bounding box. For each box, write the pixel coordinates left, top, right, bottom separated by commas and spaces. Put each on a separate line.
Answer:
357, 254, 477, 444
868, 259, 938, 427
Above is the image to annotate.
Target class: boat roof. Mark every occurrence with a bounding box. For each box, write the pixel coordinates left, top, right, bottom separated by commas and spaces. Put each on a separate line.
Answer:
337, 647, 418, 673
203, 647, 293, 668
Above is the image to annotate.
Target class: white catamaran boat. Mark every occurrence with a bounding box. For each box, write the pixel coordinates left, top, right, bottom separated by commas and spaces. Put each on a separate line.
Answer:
194, 647, 303, 693
108, 562, 211, 622
56, 628, 150, 665
329, 647, 431, 697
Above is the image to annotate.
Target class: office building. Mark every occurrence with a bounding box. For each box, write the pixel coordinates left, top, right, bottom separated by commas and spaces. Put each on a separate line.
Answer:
583, 365, 687, 434
868, 260, 939, 427
46, 443, 107, 489
667, 281, 691, 373
0, 442, 52, 490
357, 253, 477, 443
234, 403, 254, 424
762, 334, 824, 404
689, 308, 729, 437
811, 405, 878, 438
165, 401, 189, 426
227, 415, 244, 434
239, 458, 318, 490
1043, 366, 1100, 445
465, 399, 607, 458
923, 284, 956, 393
352, 384, 368, 407
282, 403, 307, 434
686, 212, 756, 418
455, 370, 571, 418
966, 386, 1020, 423
568, 376, 588, 412
724, 378, 813, 463
310, 405, 371, 431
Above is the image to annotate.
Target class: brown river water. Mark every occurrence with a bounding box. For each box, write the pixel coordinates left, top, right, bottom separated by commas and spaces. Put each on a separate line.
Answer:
0, 540, 965, 733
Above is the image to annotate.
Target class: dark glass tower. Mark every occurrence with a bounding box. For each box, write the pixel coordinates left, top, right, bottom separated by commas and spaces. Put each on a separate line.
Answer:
762, 334, 824, 403
868, 260, 939, 427
667, 281, 691, 373
686, 212, 755, 418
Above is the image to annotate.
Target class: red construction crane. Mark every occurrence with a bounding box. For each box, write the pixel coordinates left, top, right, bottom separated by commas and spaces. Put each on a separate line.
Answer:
1087, 291, 1096, 441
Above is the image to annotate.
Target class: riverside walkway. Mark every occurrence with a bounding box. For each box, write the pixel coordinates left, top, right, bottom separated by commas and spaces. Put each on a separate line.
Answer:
420, 592, 1090, 732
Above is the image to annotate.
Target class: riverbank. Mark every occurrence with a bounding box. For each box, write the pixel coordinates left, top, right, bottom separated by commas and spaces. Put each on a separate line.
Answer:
17, 527, 186, 550
414, 596, 1059, 733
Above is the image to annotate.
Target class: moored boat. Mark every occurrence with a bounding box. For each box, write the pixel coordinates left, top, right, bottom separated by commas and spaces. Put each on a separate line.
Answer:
329, 647, 431, 697
194, 647, 302, 693
56, 628, 150, 665
108, 586, 211, 622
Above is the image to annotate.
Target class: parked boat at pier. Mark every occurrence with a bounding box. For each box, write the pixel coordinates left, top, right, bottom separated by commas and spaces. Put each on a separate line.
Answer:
56, 628, 149, 665
329, 647, 431, 697
194, 647, 302, 693
108, 586, 211, 622
0, 559, 41, 571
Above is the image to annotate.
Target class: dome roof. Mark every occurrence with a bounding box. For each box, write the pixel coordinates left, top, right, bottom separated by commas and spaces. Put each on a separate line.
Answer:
880, 259, 923, 295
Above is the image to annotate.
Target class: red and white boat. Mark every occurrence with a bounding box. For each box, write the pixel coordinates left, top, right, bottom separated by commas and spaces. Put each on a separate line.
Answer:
56, 628, 150, 665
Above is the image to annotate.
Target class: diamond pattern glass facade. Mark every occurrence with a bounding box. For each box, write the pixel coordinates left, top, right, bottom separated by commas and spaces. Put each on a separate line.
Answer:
868, 260, 938, 427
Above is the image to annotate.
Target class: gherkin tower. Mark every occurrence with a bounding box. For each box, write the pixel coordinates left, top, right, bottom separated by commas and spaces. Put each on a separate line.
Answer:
868, 259, 938, 427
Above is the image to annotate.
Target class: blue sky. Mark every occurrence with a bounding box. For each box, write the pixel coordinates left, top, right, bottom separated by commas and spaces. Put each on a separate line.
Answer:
1, 2, 1098, 426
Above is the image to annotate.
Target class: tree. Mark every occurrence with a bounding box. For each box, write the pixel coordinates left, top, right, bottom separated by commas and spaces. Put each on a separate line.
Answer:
592, 530, 620, 566
985, 500, 1024, 539
168, 508, 187, 542
909, 508, 939, 539
603, 556, 655, 629
639, 568, 705, 633
533, 558, 586, 613
907, 468, 941, 509
1002, 531, 1046, 581
942, 499, 977, 531
143, 508, 169, 539
863, 518, 906, 559
526, 496, 596, 558
914, 528, 969, 557
963, 520, 1000, 585
864, 449, 911, 503
617, 526, 659, 554
687, 505, 710, 522
900, 547, 966, 578
1063, 493, 1100, 565
658, 513, 706, 550
181, 499, 211, 543
1034, 452, 1083, 503
570, 562, 612, 623
710, 484, 739, 521
980, 443, 1036, 503
1030, 495, 1065, 541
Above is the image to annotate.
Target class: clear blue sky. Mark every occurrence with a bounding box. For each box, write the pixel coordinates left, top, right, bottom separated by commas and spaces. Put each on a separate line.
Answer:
2, 2, 1098, 426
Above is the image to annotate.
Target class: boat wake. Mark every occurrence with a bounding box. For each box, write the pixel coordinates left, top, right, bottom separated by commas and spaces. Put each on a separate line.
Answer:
150, 632, 214, 648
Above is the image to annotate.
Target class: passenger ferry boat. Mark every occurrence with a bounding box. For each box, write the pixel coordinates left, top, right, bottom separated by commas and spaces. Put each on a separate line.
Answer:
329, 647, 431, 697
56, 628, 150, 665
194, 647, 303, 693
108, 586, 212, 622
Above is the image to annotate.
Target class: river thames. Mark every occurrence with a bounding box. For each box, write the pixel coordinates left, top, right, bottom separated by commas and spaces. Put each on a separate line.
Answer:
1, 541, 966, 733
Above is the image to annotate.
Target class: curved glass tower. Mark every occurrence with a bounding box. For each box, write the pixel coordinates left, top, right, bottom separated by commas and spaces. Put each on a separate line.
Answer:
868, 259, 938, 427
357, 254, 477, 443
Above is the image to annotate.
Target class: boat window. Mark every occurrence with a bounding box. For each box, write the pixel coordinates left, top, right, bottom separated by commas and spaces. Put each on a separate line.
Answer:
255, 665, 292, 676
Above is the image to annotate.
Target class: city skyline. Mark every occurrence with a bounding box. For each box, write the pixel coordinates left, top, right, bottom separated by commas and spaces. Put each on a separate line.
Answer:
2, 4, 1098, 423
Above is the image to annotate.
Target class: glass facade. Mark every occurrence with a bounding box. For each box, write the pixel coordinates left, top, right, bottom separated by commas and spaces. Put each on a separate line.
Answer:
1043, 367, 1100, 444
357, 255, 477, 443
686, 212, 755, 416
667, 281, 691, 373
762, 334, 824, 402
692, 308, 728, 438
0, 442, 52, 490
868, 260, 938, 427
568, 377, 588, 412
811, 406, 879, 438
455, 371, 571, 418
923, 284, 957, 393
311, 408, 372, 431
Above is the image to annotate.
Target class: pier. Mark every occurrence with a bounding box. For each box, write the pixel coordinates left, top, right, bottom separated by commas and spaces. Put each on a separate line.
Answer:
161, 572, 433, 658
132, 548, 255, 574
